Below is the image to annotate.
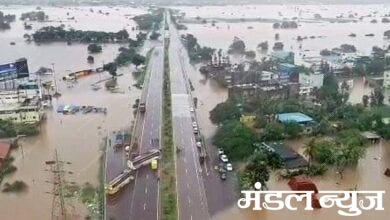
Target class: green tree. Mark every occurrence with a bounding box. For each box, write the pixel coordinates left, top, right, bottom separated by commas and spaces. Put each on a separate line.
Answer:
312, 140, 337, 164
103, 62, 117, 78
213, 120, 257, 160
228, 37, 246, 54
87, 43, 102, 53
362, 95, 369, 107
262, 122, 284, 141
257, 41, 268, 50
150, 31, 161, 40
303, 138, 316, 167
132, 54, 146, 68
284, 122, 302, 139
241, 154, 270, 190
209, 101, 241, 124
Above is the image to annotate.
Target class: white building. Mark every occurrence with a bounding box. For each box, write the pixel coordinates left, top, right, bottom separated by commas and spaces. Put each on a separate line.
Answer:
260, 71, 279, 82
0, 78, 42, 123
298, 72, 324, 95
0, 98, 42, 124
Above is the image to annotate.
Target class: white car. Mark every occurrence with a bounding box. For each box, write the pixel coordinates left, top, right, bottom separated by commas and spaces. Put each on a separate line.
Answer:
196, 142, 202, 148
192, 122, 197, 128
190, 107, 194, 112
225, 163, 233, 171
220, 154, 228, 163
218, 148, 224, 155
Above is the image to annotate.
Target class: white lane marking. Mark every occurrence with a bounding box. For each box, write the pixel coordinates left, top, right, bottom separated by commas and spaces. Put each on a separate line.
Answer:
188, 196, 191, 205
191, 215, 193, 220
187, 183, 189, 189
183, 158, 186, 163
146, 174, 149, 180
145, 186, 148, 194
185, 169, 188, 174
144, 203, 146, 210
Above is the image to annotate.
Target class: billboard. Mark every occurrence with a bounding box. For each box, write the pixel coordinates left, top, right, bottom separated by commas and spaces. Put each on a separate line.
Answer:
0, 58, 29, 81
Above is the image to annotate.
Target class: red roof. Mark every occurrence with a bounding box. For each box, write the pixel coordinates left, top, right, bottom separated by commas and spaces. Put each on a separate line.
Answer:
0, 142, 11, 159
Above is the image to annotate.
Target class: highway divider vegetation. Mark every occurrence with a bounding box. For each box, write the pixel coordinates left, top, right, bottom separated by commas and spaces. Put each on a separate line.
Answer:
161, 37, 178, 220
134, 49, 153, 89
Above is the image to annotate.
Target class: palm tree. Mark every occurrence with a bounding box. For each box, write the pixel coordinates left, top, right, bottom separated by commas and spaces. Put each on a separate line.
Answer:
303, 138, 316, 167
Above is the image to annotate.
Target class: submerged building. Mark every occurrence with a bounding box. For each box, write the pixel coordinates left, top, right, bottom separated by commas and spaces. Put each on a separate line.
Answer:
0, 59, 43, 124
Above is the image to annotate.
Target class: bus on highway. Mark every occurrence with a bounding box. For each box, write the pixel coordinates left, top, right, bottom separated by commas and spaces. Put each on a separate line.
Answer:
105, 169, 134, 195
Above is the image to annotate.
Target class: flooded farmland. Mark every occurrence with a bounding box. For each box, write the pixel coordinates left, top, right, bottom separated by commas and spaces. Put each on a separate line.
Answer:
0, 5, 147, 220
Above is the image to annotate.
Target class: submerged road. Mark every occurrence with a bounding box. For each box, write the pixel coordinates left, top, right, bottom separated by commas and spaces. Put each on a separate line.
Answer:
168, 15, 210, 220
105, 129, 133, 220
130, 46, 164, 220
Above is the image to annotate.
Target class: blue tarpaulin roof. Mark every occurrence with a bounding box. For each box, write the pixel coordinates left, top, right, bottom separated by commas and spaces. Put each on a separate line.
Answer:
276, 112, 314, 124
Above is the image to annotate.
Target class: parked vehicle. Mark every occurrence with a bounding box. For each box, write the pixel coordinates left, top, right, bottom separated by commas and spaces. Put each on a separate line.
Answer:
115, 133, 124, 148
218, 148, 224, 155
139, 102, 146, 113
192, 122, 197, 128
225, 163, 233, 171
220, 154, 228, 163
190, 107, 194, 112
196, 142, 202, 148
220, 172, 227, 180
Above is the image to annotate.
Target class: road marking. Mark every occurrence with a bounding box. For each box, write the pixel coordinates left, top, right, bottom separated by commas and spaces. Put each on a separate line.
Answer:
185, 169, 188, 174
146, 174, 149, 180
183, 158, 186, 163
188, 196, 191, 205
187, 183, 189, 189
144, 203, 146, 210
190, 215, 193, 220
145, 186, 148, 194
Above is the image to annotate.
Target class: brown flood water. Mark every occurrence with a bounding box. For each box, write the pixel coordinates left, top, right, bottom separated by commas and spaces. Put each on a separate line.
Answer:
0, 5, 147, 220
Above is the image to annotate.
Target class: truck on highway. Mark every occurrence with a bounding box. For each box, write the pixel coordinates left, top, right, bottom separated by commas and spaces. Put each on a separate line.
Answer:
139, 102, 146, 113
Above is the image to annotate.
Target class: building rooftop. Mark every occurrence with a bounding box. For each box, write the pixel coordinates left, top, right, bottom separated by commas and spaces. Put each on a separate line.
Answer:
0, 142, 10, 160
276, 112, 314, 124
260, 142, 308, 169
271, 51, 294, 59
279, 63, 298, 69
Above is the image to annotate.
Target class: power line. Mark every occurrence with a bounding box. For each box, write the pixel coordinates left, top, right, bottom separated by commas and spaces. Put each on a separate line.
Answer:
45, 149, 71, 220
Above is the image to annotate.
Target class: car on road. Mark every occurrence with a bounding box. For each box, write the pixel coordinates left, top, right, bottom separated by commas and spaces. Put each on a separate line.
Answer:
220, 154, 228, 163
115, 133, 124, 148
196, 142, 202, 148
218, 148, 224, 155
192, 122, 197, 128
220, 172, 227, 180
225, 163, 233, 171
190, 107, 194, 112
151, 159, 158, 170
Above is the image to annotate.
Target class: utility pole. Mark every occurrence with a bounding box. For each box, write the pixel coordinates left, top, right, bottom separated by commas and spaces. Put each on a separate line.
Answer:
45, 149, 71, 220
